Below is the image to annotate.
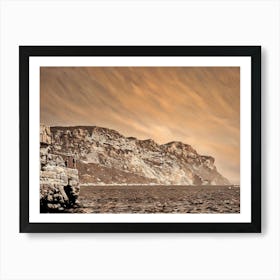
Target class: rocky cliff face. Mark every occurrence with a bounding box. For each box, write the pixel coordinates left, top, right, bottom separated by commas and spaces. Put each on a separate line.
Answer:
47, 125, 230, 186
40, 124, 80, 212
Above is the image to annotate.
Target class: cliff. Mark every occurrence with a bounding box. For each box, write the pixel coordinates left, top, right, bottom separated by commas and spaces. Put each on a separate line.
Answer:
46, 125, 230, 186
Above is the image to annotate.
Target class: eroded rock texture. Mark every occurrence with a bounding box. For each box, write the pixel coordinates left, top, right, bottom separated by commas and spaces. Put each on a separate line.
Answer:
40, 124, 80, 212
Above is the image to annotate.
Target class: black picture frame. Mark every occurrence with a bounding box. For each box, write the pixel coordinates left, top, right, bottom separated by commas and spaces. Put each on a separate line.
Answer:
19, 46, 261, 233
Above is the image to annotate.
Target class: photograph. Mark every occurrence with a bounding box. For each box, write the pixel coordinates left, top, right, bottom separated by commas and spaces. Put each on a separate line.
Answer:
39, 66, 240, 214
19, 45, 261, 233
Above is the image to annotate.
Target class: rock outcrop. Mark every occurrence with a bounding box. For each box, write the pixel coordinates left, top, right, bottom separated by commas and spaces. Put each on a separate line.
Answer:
40, 124, 80, 212
46, 125, 230, 185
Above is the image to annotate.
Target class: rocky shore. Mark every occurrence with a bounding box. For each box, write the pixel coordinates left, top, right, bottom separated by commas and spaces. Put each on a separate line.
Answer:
40, 124, 80, 212
39, 124, 235, 214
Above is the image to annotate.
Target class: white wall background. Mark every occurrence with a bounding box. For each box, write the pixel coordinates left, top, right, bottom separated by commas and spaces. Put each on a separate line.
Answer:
0, 0, 279, 279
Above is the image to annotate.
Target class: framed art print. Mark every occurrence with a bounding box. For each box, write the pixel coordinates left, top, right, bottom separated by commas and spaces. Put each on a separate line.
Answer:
19, 46, 261, 233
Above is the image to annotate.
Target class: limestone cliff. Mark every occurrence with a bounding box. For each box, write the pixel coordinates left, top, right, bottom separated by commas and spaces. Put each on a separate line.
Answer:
47, 125, 230, 186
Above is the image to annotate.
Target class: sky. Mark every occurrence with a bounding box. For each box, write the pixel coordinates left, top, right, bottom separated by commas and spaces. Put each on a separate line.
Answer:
40, 66, 240, 184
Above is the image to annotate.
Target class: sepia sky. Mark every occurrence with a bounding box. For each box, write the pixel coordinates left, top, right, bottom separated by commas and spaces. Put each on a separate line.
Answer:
40, 67, 240, 184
